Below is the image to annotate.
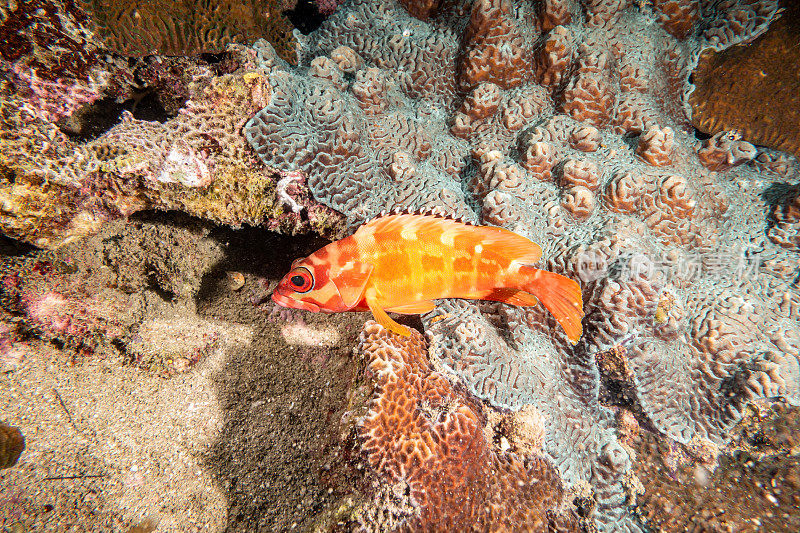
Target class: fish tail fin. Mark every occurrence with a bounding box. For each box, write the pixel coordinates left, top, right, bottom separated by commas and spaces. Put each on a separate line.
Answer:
518, 265, 584, 344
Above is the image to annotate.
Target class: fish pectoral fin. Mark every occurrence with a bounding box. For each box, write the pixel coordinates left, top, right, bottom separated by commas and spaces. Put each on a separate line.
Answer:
331, 261, 374, 308
485, 288, 539, 307
384, 300, 436, 314
365, 289, 411, 337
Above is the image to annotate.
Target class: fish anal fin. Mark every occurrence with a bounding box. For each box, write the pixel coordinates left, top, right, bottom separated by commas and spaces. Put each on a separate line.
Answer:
384, 300, 436, 314
519, 266, 584, 344
485, 289, 539, 307
365, 288, 411, 336
331, 261, 373, 308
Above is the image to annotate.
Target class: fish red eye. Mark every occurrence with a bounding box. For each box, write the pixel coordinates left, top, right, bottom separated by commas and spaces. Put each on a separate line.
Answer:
287, 267, 313, 293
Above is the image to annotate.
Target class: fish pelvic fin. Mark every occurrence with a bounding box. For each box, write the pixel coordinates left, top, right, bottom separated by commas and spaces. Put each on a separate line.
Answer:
518, 265, 584, 344
365, 288, 411, 337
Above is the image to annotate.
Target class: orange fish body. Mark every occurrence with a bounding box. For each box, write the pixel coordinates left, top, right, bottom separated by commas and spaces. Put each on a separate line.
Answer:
272, 214, 584, 343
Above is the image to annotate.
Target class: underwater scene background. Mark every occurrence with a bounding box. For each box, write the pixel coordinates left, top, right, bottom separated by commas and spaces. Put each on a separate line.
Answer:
1, 0, 799, 531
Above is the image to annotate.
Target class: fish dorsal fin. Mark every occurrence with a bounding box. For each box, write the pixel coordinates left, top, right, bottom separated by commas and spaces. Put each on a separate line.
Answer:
357, 213, 542, 264
330, 261, 374, 308
360, 207, 477, 230
356, 212, 477, 238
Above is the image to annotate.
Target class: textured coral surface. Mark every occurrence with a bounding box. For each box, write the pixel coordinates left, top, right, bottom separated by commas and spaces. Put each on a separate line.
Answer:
355, 321, 579, 531
243, 0, 799, 530
690, 0, 800, 157
1, 49, 346, 247
79, 0, 299, 63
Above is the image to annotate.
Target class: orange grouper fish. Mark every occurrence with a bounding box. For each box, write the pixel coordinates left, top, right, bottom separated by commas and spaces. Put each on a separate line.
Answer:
272, 213, 584, 343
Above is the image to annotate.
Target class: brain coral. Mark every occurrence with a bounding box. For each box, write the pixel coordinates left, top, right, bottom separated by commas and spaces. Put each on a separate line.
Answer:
243, 0, 799, 530
689, 0, 798, 156
355, 321, 580, 531
79, 0, 299, 64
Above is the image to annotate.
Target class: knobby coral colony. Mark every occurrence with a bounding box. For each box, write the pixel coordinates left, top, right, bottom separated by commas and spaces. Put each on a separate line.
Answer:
0, 0, 798, 531
244, 0, 798, 530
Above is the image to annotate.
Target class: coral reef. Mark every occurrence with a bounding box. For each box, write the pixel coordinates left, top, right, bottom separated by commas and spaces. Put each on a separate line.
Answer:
79, 0, 299, 64
652, 0, 700, 40
0, 422, 24, 469
696, 130, 757, 171
459, 0, 533, 92
1, 0, 799, 530
689, 0, 800, 156
354, 321, 580, 531
1, 48, 346, 248
0, 0, 105, 124
242, 0, 799, 530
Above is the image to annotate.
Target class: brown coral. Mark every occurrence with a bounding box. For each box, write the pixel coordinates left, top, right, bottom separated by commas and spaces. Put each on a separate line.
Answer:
690, 1, 800, 157
604, 171, 648, 214
584, 0, 630, 25
618, 62, 649, 93
537, 0, 572, 31
535, 25, 574, 89
398, 0, 440, 20
459, 0, 531, 91
329, 45, 363, 74
356, 321, 579, 532
450, 82, 502, 138
0, 422, 24, 469
641, 174, 700, 245
652, 0, 700, 39
561, 72, 615, 127
562, 185, 596, 220
80, 0, 299, 64
520, 141, 559, 181
469, 149, 527, 198
697, 130, 757, 171
569, 124, 601, 152
561, 158, 600, 190
612, 94, 658, 136
501, 87, 551, 131
768, 184, 800, 251
636, 126, 675, 166
352, 67, 391, 114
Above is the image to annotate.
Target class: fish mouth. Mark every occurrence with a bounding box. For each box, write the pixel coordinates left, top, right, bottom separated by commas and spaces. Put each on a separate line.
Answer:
271, 290, 321, 313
